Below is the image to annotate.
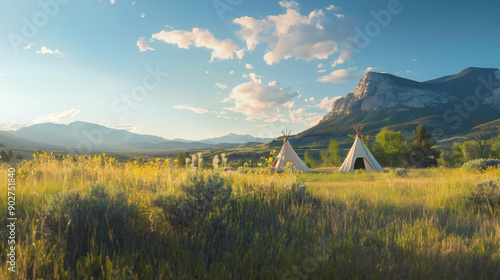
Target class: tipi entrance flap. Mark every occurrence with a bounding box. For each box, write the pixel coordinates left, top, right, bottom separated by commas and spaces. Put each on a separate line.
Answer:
339, 135, 383, 173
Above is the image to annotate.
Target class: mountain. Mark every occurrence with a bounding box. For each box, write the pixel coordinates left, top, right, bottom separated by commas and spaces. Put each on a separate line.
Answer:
3, 122, 249, 152
0, 131, 42, 147
300, 67, 500, 138
8, 121, 167, 150
200, 133, 273, 144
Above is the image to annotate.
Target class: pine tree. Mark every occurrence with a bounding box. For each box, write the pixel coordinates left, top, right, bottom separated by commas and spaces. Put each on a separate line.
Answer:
409, 124, 440, 167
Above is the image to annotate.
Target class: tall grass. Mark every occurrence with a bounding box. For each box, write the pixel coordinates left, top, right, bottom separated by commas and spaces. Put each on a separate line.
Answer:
1, 152, 500, 279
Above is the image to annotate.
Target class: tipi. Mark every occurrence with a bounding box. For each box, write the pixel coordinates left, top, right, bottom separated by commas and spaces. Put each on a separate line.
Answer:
339, 125, 383, 172
272, 130, 311, 172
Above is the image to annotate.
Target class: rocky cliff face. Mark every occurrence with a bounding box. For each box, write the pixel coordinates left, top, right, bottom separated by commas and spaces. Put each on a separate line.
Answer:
300, 67, 500, 138
328, 72, 452, 116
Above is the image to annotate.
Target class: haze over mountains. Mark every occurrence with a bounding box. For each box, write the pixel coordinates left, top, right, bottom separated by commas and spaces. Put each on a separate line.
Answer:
300, 67, 500, 138
0, 121, 273, 151
2, 67, 499, 152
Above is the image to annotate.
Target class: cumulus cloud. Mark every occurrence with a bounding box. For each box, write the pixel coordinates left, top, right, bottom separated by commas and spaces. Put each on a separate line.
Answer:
141, 13, 145, 19
137, 37, 154, 52
33, 109, 81, 124
316, 96, 342, 111
173, 105, 209, 114
151, 27, 243, 62
229, 70, 234, 75
233, 3, 351, 65
24, 43, 32, 49
317, 67, 374, 84
245, 63, 254, 69
223, 73, 299, 115
110, 0, 115, 4
36, 46, 65, 57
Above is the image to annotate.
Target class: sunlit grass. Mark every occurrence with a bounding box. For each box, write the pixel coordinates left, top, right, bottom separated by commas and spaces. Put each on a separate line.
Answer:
1, 152, 500, 279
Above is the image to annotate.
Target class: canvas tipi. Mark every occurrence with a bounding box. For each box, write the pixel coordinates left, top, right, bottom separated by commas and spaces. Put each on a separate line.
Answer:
339, 126, 383, 172
272, 130, 311, 172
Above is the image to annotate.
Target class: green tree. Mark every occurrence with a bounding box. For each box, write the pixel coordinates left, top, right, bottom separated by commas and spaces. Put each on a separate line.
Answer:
487, 134, 500, 159
374, 128, 407, 167
8, 149, 13, 158
175, 152, 191, 167
449, 142, 465, 167
0, 150, 10, 162
304, 150, 319, 168
321, 139, 341, 166
409, 124, 440, 168
462, 141, 482, 161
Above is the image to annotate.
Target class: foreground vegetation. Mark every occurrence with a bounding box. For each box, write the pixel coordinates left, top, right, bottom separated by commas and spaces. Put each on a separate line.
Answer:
1, 152, 500, 279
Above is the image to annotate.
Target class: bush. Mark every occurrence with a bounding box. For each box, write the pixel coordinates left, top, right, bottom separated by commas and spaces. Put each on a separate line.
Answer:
462, 159, 500, 171
152, 173, 231, 227
43, 185, 140, 265
394, 168, 409, 177
467, 180, 500, 207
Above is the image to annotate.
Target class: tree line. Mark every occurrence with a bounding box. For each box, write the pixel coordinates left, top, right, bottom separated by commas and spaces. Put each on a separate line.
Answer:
305, 124, 499, 169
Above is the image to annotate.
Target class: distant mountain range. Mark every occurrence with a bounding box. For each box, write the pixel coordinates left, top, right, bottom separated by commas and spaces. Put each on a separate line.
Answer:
0, 121, 273, 151
3, 67, 499, 152
300, 67, 500, 139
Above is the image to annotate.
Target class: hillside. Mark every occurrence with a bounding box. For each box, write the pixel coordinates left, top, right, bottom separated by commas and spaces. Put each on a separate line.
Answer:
300, 67, 500, 138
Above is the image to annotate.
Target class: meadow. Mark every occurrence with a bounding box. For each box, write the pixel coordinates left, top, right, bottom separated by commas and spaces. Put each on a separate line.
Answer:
1, 152, 500, 279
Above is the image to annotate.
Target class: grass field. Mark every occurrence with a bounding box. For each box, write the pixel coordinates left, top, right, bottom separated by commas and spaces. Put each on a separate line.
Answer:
1, 152, 500, 279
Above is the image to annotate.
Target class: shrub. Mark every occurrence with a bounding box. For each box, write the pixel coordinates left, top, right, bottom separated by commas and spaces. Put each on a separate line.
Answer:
462, 159, 500, 171
394, 168, 409, 177
152, 173, 231, 227
43, 185, 140, 265
467, 180, 500, 207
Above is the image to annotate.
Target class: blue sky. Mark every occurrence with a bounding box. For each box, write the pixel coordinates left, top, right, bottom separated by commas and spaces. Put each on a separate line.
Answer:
1, 0, 499, 140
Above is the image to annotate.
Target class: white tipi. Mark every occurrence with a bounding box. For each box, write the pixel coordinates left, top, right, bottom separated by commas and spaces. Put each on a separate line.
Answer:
272, 131, 311, 172
339, 126, 383, 172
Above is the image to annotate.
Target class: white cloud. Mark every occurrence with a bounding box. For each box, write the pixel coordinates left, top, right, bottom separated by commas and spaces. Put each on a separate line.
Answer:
325, 5, 339, 11
109, 0, 115, 4
0, 122, 30, 131
131, 2, 136, 7
173, 105, 209, 114
36, 46, 65, 57
24, 43, 32, 49
317, 69, 326, 73
229, 70, 234, 75
245, 63, 254, 69
233, 3, 350, 65
224, 73, 298, 116
0, 73, 4, 77
205, 70, 210, 74
112, 124, 144, 133
151, 27, 243, 62
412, 58, 417, 62
279, 1, 299, 9
1, 109, 81, 131
316, 96, 342, 111
32, 109, 81, 124
334, 14, 345, 19
136, 37, 154, 52
215, 82, 228, 89
317, 67, 374, 84
317, 63, 324, 68
141, 13, 145, 19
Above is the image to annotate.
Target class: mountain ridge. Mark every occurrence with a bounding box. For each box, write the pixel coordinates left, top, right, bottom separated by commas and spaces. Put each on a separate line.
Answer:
300, 67, 500, 138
